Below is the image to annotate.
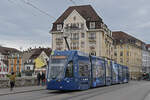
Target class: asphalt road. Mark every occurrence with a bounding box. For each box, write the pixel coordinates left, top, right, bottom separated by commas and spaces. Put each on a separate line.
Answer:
0, 81, 150, 100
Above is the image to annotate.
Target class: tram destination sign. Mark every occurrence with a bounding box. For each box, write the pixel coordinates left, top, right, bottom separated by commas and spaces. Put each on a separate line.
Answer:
51, 56, 67, 59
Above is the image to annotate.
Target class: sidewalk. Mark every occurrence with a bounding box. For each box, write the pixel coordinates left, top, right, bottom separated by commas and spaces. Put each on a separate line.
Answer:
0, 86, 46, 96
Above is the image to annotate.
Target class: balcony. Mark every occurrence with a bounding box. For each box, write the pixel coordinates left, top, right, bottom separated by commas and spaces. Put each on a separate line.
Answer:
88, 37, 96, 39
56, 38, 63, 41
89, 46, 95, 50
70, 38, 79, 41
64, 25, 84, 31
89, 40, 96, 43
56, 38, 63, 44
71, 47, 79, 50
56, 41, 63, 44
88, 37, 96, 42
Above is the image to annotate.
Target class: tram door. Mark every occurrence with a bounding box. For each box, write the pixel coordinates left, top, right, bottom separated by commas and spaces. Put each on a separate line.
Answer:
78, 59, 91, 90
105, 60, 112, 86
118, 65, 123, 83
65, 61, 74, 78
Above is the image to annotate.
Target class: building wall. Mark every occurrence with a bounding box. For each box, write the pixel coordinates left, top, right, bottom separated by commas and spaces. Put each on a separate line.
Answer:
114, 42, 142, 79
0, 53, 8, 78
8, 54, 23, 74
142, 50, 150, 73
101, 31, 114, 59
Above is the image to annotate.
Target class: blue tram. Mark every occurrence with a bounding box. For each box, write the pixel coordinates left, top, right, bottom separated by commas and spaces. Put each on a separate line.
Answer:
46, 50, 129, 90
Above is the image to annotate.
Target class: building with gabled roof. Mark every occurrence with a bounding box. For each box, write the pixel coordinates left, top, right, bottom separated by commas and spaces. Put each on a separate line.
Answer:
0, 46, 20, 77
50, 5, 114, 59
23, 48, 51, 76
112, 31, 143, 79
0, 46, 20, 55
51, 5, 103, 31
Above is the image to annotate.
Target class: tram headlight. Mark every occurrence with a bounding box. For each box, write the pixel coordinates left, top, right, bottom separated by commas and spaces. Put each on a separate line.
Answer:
47, 79, 50, 82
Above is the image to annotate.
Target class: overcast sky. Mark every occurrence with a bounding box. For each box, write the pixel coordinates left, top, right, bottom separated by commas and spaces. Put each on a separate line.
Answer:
0, 0, 150, 50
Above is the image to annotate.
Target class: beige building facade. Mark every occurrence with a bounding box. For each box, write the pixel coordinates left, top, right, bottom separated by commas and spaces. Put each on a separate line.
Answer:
113, 31, 143, 79
50, 5, 114, 59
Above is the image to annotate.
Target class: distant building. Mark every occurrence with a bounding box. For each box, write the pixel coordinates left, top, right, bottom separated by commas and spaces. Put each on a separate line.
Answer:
0, 52, 8, 78
142, 44, 150, 73
0, 46, 19, 77
112, 31, 143, 79
8, 53, 23, 74
23, 48, 51, 76
146, 44, 150, 51
50, 5, 114, 59
22, 49, 36, 73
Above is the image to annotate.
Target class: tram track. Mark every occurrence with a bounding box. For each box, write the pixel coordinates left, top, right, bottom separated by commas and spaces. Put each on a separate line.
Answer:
76, 84, 128, 100
37, 82, 133, 100
0, 81, 145, 100
61, 83, 133, 100
27, 91, 68, 100
27, 81, 150, 100
27, 90, 80, 100
0, 89, 68, 100
21, 83, 131, 100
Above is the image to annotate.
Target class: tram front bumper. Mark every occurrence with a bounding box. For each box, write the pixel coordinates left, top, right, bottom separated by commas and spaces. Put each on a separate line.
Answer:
47, 80, 78, 90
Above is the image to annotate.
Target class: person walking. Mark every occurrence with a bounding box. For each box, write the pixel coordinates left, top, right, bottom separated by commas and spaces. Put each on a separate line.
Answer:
37, 72, 41, 86
41, 72, 45, 86
9, 72, 16, 91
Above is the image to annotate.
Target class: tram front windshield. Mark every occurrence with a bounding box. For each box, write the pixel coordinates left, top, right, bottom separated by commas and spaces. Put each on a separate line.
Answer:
49, 56, 67, 80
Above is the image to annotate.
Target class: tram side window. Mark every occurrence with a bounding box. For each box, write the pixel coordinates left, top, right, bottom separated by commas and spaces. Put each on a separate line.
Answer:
96, 62, 104, 78
119, 67, 123, 76
92, 60, 105, 79
79, 62, 89, 77
65, 61, 73, 78
106, 63, 110, 76
112, 64, 117, 79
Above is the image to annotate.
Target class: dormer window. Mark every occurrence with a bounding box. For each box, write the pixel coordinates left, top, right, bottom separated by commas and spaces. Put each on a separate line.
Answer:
57, 24, 62, 31
90, 22, 95, 29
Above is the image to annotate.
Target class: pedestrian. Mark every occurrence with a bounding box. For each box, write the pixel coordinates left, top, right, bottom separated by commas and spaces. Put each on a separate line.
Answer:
9, 72, 16, 91
37, 72, 41, 86
41, 72, 45, 86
